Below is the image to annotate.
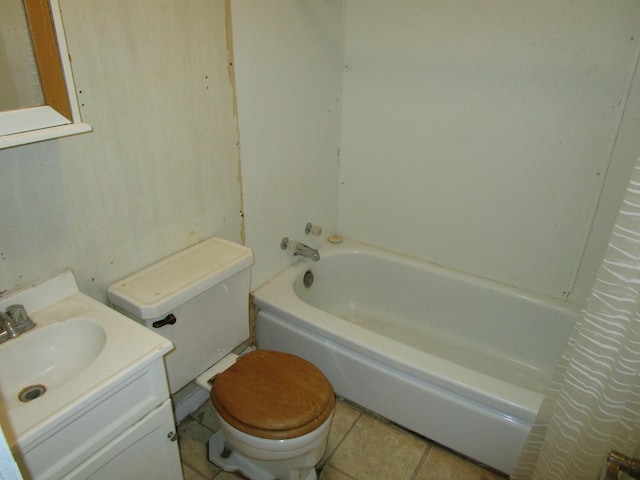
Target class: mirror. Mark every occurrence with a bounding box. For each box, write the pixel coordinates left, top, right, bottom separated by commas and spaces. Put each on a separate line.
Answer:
0, 0, 44, 111
0, 0, 90, 149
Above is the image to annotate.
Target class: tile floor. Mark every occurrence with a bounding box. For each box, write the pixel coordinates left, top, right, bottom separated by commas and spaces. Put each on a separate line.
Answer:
177, 398, 508, 480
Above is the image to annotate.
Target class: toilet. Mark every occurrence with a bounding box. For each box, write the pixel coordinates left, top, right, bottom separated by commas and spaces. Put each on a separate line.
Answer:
107, 237, 335, 480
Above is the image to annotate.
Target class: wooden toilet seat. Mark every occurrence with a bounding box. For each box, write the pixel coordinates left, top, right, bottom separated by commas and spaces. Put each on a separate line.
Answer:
210, 350, 336, 440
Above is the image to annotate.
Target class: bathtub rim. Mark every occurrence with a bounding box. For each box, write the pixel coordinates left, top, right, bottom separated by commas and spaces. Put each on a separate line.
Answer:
253, 238, 580, 424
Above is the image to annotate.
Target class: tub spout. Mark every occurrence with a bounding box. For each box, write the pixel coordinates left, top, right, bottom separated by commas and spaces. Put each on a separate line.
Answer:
281, 237, 320, 261
298, 244, 320, 261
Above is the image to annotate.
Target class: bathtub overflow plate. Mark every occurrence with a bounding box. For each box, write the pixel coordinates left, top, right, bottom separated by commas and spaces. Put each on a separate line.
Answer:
303, 270, 314, 288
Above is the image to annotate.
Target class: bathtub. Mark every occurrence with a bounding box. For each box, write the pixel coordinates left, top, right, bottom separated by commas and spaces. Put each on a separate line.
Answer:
252, 239, 578, 474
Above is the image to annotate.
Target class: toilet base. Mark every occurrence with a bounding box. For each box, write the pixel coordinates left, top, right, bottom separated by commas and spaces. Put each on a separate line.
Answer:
208, 431, 317, 480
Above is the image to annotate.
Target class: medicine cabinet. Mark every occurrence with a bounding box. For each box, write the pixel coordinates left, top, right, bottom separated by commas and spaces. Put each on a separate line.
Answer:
0, 0, 90, 149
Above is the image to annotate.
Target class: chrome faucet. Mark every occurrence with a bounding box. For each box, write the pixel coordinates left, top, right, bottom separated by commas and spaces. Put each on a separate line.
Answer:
0, 304, 35, 344
605, 450, 640, 479
0, 311, 17, 340
281, 237, 320, 262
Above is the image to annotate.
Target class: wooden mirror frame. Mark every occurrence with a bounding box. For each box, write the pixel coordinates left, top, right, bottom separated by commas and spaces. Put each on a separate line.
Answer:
0, 0, 90, 149
23, 0, 71, 120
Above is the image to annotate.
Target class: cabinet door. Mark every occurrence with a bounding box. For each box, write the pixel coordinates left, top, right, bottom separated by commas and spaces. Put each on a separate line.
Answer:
66, 399, 183, 480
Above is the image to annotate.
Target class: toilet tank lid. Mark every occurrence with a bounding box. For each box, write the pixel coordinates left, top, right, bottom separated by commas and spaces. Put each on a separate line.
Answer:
107, 237, 253, 320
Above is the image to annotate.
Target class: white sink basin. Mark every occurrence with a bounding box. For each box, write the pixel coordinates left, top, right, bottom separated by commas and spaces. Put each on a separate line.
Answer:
0, 271, 173, 451
0, 318, 106, 409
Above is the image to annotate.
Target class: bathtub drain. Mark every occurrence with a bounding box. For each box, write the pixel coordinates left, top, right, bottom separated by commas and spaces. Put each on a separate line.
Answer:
19, 384, 46, 403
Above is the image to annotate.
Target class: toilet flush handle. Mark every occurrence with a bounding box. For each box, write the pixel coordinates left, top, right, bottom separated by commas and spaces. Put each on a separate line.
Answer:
152, 313, 177, 328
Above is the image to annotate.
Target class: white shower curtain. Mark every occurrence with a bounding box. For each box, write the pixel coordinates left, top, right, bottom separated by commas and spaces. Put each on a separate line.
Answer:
512, 158, 640, 479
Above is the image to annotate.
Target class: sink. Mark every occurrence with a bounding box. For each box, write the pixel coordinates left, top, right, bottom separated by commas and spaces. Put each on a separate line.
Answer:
0, 270, 173, 454
0, 318, 106, 409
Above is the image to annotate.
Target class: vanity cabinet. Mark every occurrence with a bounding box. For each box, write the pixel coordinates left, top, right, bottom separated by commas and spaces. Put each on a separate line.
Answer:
16, 359, 183, 480
66, 399, 181, 480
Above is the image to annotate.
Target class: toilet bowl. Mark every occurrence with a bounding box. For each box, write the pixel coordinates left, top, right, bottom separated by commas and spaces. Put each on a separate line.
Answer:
106, 238, 335, 480
208, 350, 335, 480
208, 414, 333, 480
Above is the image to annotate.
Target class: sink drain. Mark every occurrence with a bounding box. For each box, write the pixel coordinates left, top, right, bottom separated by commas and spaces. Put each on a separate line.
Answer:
18, 384, 46, 403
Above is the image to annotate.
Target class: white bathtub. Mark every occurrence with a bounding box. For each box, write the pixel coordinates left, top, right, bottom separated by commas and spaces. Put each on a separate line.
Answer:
253, 239, 578, 474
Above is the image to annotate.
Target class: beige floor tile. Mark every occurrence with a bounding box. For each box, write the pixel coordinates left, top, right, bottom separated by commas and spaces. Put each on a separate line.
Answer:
213, 471, 249, 479
192, 399, 221, 432
183, 463, 208, 480
414, 446, 505, 480
319, 465, 356, 480
328, 414, 428, 480
178, 418, 220, 479
322, 400, 362, 464
178, 397, 500, 480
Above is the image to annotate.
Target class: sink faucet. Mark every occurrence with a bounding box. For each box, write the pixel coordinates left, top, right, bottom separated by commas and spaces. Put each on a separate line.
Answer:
0, 311, 17, 340
0, 304, 35, 343
281, 237, 320, 262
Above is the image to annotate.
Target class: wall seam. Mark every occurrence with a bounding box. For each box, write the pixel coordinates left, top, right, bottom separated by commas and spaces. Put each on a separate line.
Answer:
566, 39, 640, 299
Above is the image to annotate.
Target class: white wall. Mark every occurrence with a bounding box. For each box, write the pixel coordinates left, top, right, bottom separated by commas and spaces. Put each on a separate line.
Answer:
338, 0, 640, 302
231, 1, 343, 288
0, 0, 242, 302
4, 1, 638, 308
233, 1, 640, 303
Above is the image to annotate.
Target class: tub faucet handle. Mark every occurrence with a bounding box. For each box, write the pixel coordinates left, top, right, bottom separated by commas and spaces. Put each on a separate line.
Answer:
305, 223, 322, 236
281, 237, 292, 251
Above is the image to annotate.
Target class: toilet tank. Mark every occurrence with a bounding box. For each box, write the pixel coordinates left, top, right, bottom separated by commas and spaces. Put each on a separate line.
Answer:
107, 237, 253, 394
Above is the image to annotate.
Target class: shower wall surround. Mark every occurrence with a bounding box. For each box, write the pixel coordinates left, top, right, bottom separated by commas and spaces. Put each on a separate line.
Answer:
338, 1, 640, 302
235, 1, 640, 302
232, 0, 343, 289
